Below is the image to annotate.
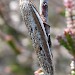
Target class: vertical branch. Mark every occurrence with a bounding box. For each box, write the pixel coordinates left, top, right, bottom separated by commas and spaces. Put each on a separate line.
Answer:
40, 0, 48, 23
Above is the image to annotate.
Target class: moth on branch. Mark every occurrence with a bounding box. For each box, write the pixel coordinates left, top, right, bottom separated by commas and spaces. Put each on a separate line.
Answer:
19, 0, 54, 75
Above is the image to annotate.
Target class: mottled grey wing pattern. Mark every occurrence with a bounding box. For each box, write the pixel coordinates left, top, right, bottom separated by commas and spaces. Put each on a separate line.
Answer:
20, 0, 53, 75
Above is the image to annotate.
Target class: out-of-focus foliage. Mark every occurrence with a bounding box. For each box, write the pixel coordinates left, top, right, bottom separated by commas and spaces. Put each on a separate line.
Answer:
0, 0, 72, 75
57, 29, 75, 56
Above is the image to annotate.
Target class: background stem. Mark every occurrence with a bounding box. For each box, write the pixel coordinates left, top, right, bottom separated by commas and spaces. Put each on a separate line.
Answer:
40, 0, 48, 23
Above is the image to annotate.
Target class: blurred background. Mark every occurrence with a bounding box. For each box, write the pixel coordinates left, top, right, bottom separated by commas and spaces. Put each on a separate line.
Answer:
0, 0, 73, 75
